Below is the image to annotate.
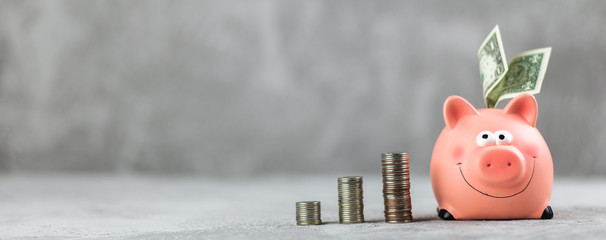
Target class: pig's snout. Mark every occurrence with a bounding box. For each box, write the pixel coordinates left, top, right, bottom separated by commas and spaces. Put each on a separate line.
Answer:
477, 147, 525, 186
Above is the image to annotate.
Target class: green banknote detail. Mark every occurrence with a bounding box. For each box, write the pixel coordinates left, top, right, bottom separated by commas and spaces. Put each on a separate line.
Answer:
478, 25, 508, 98
485, 47, 551, 108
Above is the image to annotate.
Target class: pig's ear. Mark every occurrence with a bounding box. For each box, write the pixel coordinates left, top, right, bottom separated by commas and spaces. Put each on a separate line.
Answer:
443, 95, 479, 129
504, 93, 538, 127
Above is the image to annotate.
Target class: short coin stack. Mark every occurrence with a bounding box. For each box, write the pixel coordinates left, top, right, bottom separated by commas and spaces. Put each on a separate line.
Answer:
337, 176, 364, 224
382, 152, 413, 223
295, 201, 322, 225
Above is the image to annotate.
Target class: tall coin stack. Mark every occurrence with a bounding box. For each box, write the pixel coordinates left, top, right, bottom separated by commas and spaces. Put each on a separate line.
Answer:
337, 176, 364, 224
382, 152, 413, 223
295, 201, 321, 225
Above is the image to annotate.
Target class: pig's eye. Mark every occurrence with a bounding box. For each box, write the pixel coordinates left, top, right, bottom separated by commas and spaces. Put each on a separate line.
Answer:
495, 130, 513, 145
476, 131, 495, 147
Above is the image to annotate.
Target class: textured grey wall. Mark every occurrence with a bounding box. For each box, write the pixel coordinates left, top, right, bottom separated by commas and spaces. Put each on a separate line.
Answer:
0, 0, 604, 176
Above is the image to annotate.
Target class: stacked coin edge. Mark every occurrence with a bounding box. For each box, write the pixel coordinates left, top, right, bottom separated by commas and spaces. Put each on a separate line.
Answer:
337, 176, 364, 224
381, 152, 413, 223
296, 201, 321, 225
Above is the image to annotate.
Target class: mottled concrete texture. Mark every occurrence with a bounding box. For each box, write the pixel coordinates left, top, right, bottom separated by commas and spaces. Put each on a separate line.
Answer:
0, 174, 604, 239
0, 0, 604, 176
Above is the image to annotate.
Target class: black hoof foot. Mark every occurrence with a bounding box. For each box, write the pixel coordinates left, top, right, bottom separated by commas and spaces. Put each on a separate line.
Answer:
438, 209, 456, 220
541, 206, 553, 219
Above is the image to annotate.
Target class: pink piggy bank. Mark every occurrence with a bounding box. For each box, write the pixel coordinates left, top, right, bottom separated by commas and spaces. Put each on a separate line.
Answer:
430, 93, 553, 220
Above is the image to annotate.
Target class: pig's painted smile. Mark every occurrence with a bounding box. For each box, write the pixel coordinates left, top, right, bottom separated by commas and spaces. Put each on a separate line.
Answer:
457, 157, 536, 198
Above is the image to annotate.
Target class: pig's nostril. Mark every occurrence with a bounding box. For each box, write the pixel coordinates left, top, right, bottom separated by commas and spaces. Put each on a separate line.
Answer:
487, 163, 491, 167
507, 162, 512, 167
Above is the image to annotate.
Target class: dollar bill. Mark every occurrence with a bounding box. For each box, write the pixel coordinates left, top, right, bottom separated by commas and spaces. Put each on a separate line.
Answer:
478, 25, 508, 104
485, 47, 552, 108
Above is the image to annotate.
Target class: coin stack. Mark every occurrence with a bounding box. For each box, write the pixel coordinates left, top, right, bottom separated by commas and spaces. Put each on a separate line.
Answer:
382, 152, 413, 223
295, 201, 322, 225
337, 176, 364, 224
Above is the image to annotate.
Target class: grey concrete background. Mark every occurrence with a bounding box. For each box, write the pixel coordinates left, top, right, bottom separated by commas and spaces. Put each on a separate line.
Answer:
0, 0, 603, 176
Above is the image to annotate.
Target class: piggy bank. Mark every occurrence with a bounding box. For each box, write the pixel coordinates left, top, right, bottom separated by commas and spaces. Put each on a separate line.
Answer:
430, 93, 553, 220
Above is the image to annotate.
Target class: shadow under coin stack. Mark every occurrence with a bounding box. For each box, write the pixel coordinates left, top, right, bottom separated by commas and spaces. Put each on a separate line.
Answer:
295, 201, 321, 225
337, 176, 364, 224
382, 152, 413, 223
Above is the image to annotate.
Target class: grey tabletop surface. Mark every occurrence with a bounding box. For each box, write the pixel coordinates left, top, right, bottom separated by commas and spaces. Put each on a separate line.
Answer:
0, 174, 604, 239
